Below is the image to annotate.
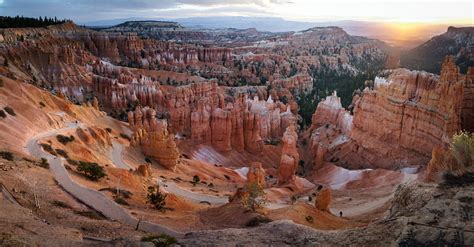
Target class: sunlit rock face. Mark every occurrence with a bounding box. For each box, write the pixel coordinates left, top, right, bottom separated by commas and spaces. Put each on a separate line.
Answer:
247, 162, 266, 188
129, 107, 180, 170
278, 124, 299, 184
314, 187, 332, 212
311, 56, 470, 170
309, 91, 352, 169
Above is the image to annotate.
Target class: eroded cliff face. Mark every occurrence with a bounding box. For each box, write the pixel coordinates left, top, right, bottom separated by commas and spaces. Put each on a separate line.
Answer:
309, 91, 352, 169
278, 124, 299, 184
310, 56, 471, 170
462, 67, 474, 132
128, 107, 180, 170
247, 162, 266, 188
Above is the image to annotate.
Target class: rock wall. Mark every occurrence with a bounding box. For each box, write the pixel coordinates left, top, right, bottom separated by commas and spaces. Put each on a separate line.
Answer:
309, 91, 352, 169
278, 124, 299, 184
318, 56, 467, 169
128, 107, 179, 170
269, 72, 313, 94
462, 67, 474, 132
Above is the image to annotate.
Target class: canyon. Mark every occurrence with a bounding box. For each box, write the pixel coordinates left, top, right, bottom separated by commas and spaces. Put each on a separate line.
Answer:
0, 19, 472, 246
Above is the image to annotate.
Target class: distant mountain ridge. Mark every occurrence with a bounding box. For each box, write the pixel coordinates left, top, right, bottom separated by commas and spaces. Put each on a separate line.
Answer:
400, 26, 473, 74
113, 20, 183, 29
80, 16, 451, 48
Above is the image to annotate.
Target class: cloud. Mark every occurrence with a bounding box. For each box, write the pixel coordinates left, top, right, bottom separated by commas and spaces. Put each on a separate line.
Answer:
0, 0, 471, 24
175, 0, 286, 7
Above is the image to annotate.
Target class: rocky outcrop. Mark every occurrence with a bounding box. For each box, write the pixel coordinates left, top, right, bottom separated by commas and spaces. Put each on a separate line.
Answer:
136, 164, 153, 177
462, 67, 474, 132
314, 187, 332, 212
329, 57, 466, 169
269, 72, 313, 94
278, 124, 299, 184
311, 91, 352, 134
129, 107, 179, 170
246, 162, 266, 188
309, 91, 351, 169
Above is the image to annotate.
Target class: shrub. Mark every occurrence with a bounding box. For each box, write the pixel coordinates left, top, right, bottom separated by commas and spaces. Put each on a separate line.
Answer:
38, 158, 49, 168
105, 127, 112, 133
208, 183, 214, 188
74, 210, 104, 220
40, 143, 56, 155
442, 172, 474, 187
77, 161, 106, 181
141, 234, 177, 247
305, 215, 314, 223
114, 197, 129, 206
67, 159, 79, 166
145, 157, 152, 163
55, 149, 69, 158
52, 200, 71, 209
241, 182, 266, 212
245, 215, 272, 227
3, 106, 15, 116
450, 131, 473, 169
119, 133, 131, 141
291, 195, 297, 204
192, 175, 200, 186
56, 134, 75, 145
147, 186, 167, 211
0, 151, 14, 161
39, 102, 46, 107
0, 110, 6, 118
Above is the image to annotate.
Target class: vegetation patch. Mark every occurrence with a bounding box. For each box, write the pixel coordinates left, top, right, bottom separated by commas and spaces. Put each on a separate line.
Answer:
40, 143, 56, 156
66, 159, 79, 166
77, 161, 106, 181
3, 106, 16, 116
114, 197, 129, 206
119, 133, 131, 141
74, 210, 104, 220
146, 185, 168, 211
0, 151, 14, 161
141, 234, 177, 247
56, 134, 75, 145
241, 182, 266, 212
52, 200, 72, 209
442, 172, 474, 187
0, 16, 69, 28
55, 149, 69, 159
192, 175, 200, 186
245, 215, 272, 227
38, 158, 49, 169
39, 102, 46, 107
0, 110, 6, 118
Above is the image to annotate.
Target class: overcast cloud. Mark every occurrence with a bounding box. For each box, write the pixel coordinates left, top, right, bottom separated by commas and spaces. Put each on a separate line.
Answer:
0, 0, 471, 24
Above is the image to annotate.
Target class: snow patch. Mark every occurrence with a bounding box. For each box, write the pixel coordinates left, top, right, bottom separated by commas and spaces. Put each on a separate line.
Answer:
234, 167, 249, 179
322, 91, 342, 108
374, 76, 390, 88
328, 167, 373, 190
400, 167, 419, 174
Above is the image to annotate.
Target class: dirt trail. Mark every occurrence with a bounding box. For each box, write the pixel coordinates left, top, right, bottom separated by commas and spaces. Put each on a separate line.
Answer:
24, 121, 183, 238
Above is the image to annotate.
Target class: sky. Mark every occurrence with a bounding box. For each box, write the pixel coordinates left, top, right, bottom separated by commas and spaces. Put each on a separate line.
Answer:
0, 0, 472, 25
